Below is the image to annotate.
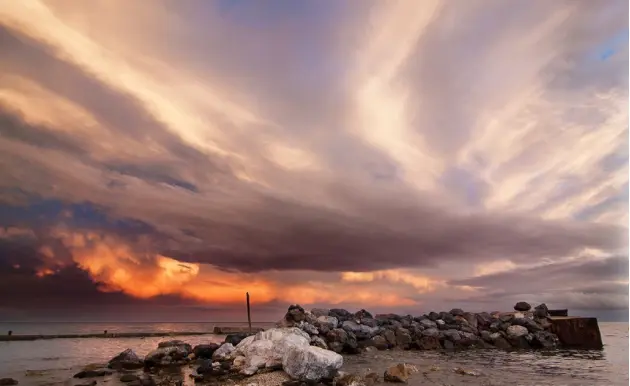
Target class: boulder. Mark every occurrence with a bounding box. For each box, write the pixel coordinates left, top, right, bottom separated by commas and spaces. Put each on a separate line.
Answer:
310, 336, 328, 349
157, 340, 190, 350
330, 308, 353, 322
0, 380, 17, 386
419, 319, 437, 329
342, 320, 378, 340
443, 329, 461, 342
449, 308, 465, 317
395, 328, 412, 349
311, 308, 330, 317
383, 363, 418, 383
462, 313, 478, 329
326, 328, 348, 353
355, 309, 373, 320
212, 343, 235, 361
344, 330, 360, 354
108, 349, 144, 370
416, 336, 441, 350
316, 315, 338, 330
193, 343, 220, 359
237, 328, 311, 372
145, 341, 192, 367
512, 317, 543, 333
300, 322, 319, 336
382, 329, 396, 347
335, 373, 374, 386
514, 302, 532, 311
422, 328, 439, 338
280, 304, 307, 327
534, 303, 549, 318
506, 325, 529, 339
282, 345, 343, 382
369, 335, 389, 350
475, 312, 493, 329
225, 333, 250, 346
427, 312, 440, 321
531, 330, 559, 349
256, 327, 310, 342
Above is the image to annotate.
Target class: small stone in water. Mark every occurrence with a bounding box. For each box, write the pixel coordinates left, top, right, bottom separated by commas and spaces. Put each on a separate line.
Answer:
453, 367, 481, 376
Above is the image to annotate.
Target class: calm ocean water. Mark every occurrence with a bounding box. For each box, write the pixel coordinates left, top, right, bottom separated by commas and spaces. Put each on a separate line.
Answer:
0, 322, 626, 386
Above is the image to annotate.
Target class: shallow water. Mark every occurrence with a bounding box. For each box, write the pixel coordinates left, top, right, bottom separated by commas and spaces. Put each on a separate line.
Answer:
0, 322, 626, 386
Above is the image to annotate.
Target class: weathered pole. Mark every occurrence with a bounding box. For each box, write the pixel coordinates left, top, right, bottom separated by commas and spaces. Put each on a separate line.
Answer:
246, 292, 252, 332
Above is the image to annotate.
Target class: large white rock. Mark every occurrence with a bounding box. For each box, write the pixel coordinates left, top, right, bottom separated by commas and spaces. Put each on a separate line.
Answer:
236, 328, 310, 372
507, 325, 528, 339
212, 343, 235, 361
282, 345, 343, 381
234, 335, 256, 356
254, 327, 310, 342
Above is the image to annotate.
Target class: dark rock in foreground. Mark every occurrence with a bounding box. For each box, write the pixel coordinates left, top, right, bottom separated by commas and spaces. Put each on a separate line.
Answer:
0, 379, 18, 386
107, 348, 143, 370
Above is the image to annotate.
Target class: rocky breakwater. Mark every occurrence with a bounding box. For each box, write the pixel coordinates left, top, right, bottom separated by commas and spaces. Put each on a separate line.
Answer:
277, 302, 561, 354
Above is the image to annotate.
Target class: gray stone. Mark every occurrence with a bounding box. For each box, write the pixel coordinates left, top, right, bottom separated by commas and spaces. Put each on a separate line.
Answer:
311, 308, 330, 317
422, 328, 439, 337
395, 328, 412, 349
419, 319, 437, 329
317, 315, 338, 330
443, 329, 461, 341
282, 345, 343, 382
369, 335, 389, 350
506, 325, 529, 339
310, 336, 328, 350
514, 302, 532, 311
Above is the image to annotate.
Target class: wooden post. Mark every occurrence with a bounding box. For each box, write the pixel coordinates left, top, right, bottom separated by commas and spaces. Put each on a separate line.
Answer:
246, 292, 252, 333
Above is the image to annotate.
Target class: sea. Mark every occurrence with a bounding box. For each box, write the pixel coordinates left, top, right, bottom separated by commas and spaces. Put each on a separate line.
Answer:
0, 321, 627, 386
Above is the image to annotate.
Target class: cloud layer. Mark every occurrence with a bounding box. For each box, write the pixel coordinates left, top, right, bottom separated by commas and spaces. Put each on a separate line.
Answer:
0, 0, 627, 320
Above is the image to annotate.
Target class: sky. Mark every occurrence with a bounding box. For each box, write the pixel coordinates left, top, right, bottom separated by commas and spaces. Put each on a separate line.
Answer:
0, 0, 628, 322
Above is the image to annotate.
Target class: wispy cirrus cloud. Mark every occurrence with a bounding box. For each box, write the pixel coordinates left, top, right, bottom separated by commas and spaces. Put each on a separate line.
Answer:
0, 0, 627, 320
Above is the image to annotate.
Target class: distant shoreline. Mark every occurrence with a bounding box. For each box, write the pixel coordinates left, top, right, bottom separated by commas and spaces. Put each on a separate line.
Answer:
0, 331, 215, 341
0, 325, 267, 341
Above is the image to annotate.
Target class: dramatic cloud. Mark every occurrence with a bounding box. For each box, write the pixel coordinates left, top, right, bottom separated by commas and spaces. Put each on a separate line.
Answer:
0, 0, 627, 320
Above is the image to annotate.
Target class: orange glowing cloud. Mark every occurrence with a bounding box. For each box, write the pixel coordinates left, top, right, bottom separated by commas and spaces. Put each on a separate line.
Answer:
36, 228, 419, 308
341, 269, 446, 293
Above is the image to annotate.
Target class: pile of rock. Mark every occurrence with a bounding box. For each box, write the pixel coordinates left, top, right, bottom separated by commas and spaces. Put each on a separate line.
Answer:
102, 327, 343, 385
277, 302, 559, 354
